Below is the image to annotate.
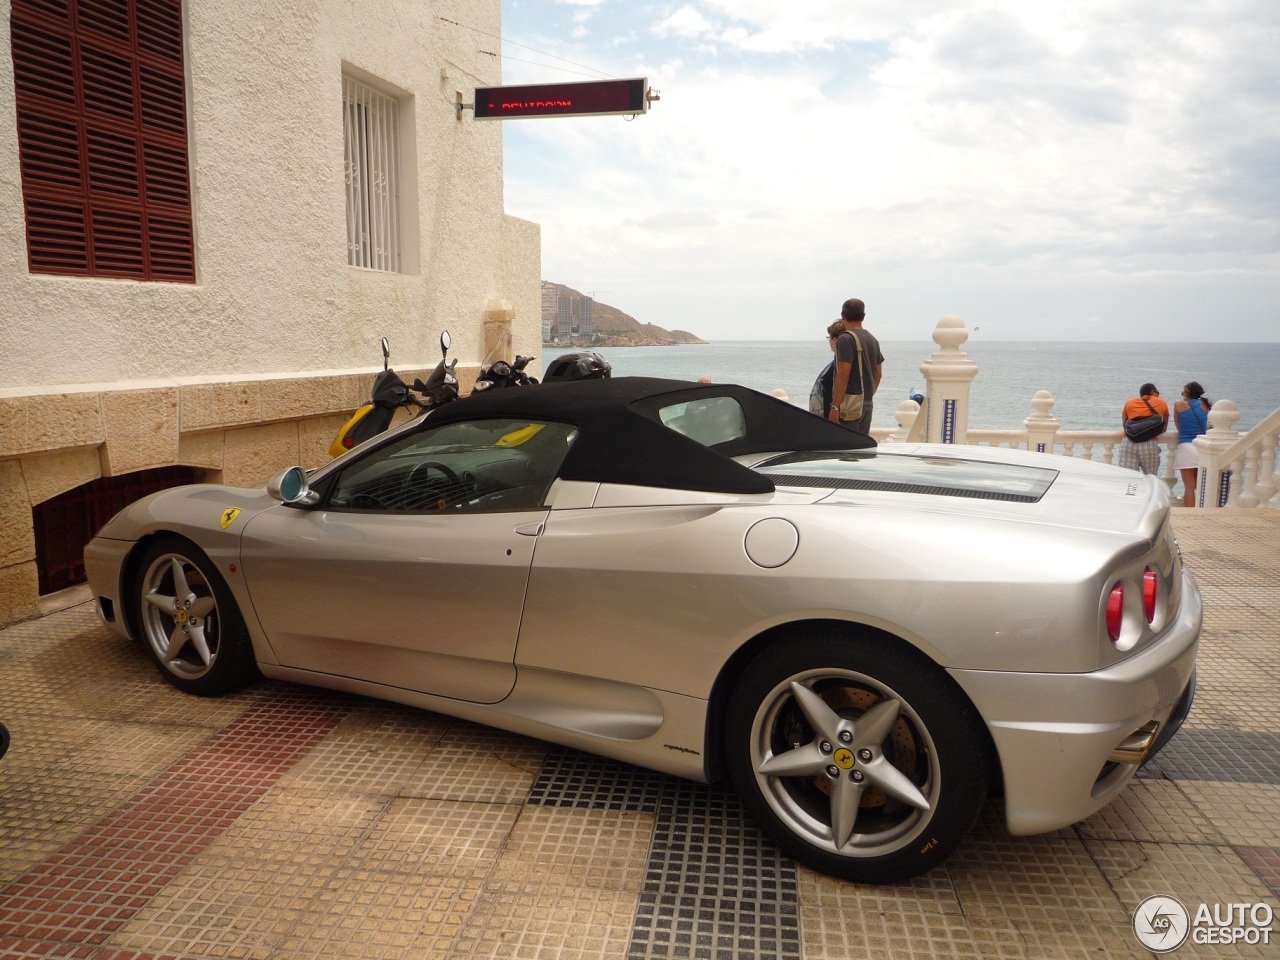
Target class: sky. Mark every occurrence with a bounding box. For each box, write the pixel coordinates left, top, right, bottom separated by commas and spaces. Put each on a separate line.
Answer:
494, 0, 1279, 342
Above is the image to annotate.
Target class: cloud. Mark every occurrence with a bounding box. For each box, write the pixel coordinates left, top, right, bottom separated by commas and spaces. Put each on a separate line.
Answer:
623, 210, 719, 231
500, 0, 1280, 340
652, 6, 713, 39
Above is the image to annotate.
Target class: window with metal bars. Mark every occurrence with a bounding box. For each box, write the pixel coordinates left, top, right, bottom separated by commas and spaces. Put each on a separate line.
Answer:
9, 0, 195, 282
342, 75, 402, 272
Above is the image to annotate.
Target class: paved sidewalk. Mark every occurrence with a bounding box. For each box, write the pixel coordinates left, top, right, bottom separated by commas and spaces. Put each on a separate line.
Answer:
1, 511, 1277, 959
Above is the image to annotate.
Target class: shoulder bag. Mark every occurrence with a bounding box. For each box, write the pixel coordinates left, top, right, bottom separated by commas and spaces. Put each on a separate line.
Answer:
1124, 398, 1166, 443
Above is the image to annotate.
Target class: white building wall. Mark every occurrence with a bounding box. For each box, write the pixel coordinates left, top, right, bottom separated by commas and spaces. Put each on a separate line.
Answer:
0, 0, 541, 624
0, 0, 538, 391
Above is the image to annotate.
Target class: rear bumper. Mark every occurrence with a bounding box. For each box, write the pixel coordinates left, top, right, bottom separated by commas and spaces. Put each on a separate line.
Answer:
949, 569, 1202, 836
1146, 666, 1196, 763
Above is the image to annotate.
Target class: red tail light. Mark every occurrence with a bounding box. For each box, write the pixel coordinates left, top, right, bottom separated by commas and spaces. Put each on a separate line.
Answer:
1142, 567, 1158, 622
1106, 583, 1124, 643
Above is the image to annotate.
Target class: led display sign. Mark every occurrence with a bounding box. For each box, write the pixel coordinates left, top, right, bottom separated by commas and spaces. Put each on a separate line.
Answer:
473, 78, 649, 120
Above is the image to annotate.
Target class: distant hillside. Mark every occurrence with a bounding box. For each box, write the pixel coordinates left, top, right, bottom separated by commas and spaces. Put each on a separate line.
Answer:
544, 283, 706, 346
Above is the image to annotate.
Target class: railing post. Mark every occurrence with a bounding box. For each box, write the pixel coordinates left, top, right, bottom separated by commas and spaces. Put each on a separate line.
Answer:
891, 399, 921, 443
1193, 400, 1241, 508
919, 316, 978, 444
1252, 430, 1278, 509
1023, 390, 1060, 453
1160, 436, 1178, 493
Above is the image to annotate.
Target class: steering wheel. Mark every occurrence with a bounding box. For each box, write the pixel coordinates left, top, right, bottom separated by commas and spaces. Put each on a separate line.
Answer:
402, 460, 461, 508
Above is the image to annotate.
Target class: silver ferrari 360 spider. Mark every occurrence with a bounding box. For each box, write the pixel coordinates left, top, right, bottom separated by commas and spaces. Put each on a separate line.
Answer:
85, 377, 1200, 883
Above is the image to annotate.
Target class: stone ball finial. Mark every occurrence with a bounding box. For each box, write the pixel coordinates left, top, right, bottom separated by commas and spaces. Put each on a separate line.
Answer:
1206, 399, 1240, 437
932, 316, 969, 354
1025, 389, 1059, 431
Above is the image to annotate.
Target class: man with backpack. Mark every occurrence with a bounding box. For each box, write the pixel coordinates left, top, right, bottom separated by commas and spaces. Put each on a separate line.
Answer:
1118, 382, 1170, 475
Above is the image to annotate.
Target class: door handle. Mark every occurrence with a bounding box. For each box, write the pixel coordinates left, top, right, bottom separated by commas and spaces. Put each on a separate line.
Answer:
514, 521, 544, 537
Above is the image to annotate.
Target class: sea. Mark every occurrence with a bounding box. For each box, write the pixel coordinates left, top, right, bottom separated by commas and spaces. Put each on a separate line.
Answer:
552, 340, 1280, 434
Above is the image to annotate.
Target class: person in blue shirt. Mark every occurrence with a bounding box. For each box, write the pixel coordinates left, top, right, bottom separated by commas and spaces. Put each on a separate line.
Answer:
1173, 381, 1211, 506
809, 321, 844, 418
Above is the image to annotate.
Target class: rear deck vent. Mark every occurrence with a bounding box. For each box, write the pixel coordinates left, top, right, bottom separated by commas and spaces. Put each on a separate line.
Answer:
765, 474, 1041, 503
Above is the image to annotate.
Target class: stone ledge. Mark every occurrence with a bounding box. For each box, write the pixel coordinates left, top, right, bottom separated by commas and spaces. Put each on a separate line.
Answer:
0, 393, 105, 459
0, 364, 481, 466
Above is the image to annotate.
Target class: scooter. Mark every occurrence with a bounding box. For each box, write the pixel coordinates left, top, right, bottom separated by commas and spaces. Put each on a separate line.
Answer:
328, 331, 457, 458
472, 352, 537, 392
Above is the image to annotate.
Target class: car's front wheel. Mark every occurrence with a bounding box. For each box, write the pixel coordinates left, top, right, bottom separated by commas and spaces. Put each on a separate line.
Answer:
133, 537, 258, 695
725, 632, 988, 883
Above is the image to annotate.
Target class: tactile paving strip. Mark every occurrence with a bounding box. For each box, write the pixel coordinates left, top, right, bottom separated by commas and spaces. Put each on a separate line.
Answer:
528, 747, 670, 813
1235, 846, 1280, 899
0, 685, 350, 955
1145, 730, 1280, 784
528, 749, 800, 960
632, 812, 800, 960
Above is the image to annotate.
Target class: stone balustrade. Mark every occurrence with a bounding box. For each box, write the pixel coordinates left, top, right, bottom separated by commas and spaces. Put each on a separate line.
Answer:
1193, 401, 1280, 508
871, 318, 1280, 509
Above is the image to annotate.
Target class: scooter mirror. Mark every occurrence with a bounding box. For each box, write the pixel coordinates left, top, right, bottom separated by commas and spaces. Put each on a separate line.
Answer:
440, 330, 451, 354
380, 337, 390, 370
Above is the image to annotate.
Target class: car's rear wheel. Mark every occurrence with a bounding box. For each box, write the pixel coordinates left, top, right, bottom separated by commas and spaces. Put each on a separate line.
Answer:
725, 631, 988, 883
133, 537, 258, 695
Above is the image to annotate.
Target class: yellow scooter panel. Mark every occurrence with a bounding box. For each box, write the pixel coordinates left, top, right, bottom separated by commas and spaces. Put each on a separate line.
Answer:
329, 403, 375, 459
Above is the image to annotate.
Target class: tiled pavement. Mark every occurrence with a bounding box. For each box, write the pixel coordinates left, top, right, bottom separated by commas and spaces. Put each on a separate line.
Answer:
1, 510, 1277, 959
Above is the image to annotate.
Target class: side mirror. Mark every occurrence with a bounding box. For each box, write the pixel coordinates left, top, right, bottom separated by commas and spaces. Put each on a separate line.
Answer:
380, 337, 390, 371
267, 466, 318, 506
440, 330, 451, 356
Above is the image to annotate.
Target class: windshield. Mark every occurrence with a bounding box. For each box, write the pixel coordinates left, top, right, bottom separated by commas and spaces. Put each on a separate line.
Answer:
755, 451, 1058, 502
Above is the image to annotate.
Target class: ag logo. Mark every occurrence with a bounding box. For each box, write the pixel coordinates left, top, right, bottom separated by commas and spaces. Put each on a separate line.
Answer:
220, 508, 242, 530
1134, 895, 1190, 952
833, 748, 856, 770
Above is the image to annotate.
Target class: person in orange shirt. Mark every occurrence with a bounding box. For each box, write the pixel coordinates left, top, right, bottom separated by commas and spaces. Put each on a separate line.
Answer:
1118, 382, 1170, 476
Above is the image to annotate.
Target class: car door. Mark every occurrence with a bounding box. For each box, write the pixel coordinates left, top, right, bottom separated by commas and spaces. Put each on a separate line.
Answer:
240, 417, 578, 703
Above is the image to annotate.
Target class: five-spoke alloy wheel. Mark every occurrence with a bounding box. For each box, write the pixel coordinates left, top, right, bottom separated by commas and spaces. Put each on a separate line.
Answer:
134, 538, 257, 695
726, 632, 988, 883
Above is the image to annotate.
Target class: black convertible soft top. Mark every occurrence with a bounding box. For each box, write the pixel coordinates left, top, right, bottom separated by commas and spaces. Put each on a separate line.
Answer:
425, 377, 875, 495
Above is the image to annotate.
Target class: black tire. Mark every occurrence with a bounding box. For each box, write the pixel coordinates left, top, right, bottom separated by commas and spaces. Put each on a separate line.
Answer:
725, 630, 988, 883
132, 537, 259, 696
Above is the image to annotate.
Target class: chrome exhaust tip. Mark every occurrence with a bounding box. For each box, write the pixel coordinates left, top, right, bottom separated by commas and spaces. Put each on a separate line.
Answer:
1109, 720, 1160, 764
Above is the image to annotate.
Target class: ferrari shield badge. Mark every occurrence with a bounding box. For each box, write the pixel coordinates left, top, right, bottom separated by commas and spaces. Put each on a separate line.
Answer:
220, 508, 242, 530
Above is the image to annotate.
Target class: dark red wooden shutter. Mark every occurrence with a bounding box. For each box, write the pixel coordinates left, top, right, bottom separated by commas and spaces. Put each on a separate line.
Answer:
10, 0, 195, 282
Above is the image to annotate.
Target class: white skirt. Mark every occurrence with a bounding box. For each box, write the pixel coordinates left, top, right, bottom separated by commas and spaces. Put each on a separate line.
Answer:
1172, 441, 1200, 470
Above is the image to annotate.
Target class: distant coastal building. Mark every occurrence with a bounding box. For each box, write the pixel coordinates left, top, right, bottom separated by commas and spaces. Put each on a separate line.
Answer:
540, 282, 559, 341
557, 296, 573, 339
544, 283, 594, 341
